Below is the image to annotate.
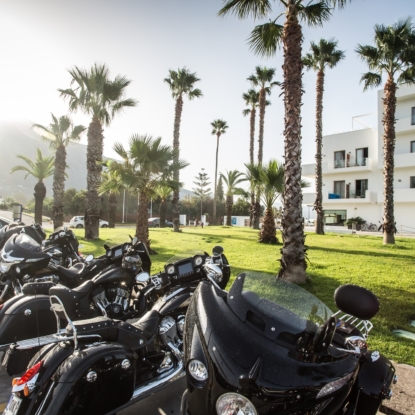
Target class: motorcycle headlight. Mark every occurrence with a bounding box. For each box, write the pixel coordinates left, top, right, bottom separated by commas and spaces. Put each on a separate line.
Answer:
316, 372, 354, 399
188, 359, 208, 382
216, 393, 258, 415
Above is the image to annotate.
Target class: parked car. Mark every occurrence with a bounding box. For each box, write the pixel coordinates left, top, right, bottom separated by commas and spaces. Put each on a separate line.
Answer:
305, 218, 315, 226
69, 216, 109, 228
148, 217, 173, 228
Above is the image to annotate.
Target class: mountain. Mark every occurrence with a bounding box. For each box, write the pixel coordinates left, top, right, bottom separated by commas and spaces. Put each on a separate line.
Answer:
0, 122, 195, 203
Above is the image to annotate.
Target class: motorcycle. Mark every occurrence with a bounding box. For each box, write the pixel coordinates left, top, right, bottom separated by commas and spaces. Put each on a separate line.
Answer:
1, 247, 230, 415
181, 272, 397, 415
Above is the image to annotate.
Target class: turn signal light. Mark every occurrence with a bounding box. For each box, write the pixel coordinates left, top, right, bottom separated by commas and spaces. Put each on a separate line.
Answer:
15, 361, 43, 386
12, 378, 19, 386
24, 385, 30, 397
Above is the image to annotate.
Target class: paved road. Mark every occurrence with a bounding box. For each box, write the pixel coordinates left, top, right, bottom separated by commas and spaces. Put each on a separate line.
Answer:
0, 210, 52, 230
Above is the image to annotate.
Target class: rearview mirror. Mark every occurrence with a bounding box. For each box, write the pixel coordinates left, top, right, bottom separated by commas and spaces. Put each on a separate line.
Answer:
212, 245, 224, 256
132, 237, 138, 245
85, 254, 93, 262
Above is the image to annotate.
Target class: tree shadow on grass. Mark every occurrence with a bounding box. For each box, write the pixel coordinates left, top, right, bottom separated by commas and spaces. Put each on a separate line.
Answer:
309, 245, 415, 262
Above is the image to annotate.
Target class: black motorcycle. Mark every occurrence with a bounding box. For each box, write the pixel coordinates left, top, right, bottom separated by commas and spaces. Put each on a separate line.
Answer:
181, 272, 396, 415
1, 247, 230, 415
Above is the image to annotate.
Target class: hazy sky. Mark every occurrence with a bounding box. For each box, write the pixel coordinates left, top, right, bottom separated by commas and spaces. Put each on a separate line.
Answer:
0, 0, 413, 190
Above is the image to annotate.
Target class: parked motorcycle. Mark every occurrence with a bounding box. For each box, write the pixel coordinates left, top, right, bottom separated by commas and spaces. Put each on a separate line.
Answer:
1, 247, 230, 414
181, 272, 396, 415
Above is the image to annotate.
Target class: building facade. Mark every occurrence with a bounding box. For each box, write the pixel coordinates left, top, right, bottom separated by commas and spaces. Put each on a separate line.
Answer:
302, 84, 415, 232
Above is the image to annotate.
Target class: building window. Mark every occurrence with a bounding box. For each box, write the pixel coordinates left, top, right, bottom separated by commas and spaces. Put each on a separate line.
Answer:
412, 107, 415, 125
411, 141, 415, 153
333, 181, 345, 198
410, 177, 415, 189
355, 179, 368, 197
334, 151, 345, 168
356, 148, 368, 166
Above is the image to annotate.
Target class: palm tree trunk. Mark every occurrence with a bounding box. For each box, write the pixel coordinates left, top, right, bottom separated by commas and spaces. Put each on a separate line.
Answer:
52, 144, 66, 229
258, 88, 266, 165
253, 190, 261, 229
34, 181, 46, 225
108, 193, 117, 228
85, 117, 103, 240
249, 108, 256, 227
213, 134, 220, 224
278, 5, 307, 284
172, 95, 183, 232
382, 77, 396, 244
314, 70, 325, 235
259, 207, 278, 244
226, 195, 233, 226
160, 198, 167, 227
136, 192, 150, 247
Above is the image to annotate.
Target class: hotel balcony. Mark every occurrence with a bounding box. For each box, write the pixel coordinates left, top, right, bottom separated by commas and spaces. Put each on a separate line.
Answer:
324, 190, 377, 204
302, 158, 374, 178
394, 188, 415, 203
395, 152, 415, 169
395, 117, 415, 134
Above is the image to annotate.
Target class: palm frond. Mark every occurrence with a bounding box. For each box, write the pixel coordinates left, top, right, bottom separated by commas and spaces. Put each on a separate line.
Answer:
359, 72, 382, 91
248, 22, 284, 58
298, 1, 332, 27
218, 0, 272, 19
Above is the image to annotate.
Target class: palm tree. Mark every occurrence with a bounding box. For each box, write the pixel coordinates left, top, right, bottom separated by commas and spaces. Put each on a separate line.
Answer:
156, 187, 173, 228
303, 39, 345, 236
356, 19, 415, 245
32, 114, 86, 229
211, 119, 229, 224
219, 0, 350, 283
59, 63, 137, 240
164, 68, 203, 232
99, 168, 124, 228
105, 135, 188, 246
220, 170, 246, 226
247, 67, 279, 230
242, 88, 260, 164
10, 149, 54, 224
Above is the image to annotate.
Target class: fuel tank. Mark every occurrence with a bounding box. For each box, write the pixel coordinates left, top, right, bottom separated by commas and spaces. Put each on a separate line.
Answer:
92, 266, 132, 286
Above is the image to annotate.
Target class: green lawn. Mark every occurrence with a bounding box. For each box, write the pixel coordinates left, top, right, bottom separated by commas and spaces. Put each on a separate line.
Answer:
72, 226, 415, 365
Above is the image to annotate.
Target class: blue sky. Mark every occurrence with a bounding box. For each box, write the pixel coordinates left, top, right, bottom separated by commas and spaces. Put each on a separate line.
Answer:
0, 0, 413, 190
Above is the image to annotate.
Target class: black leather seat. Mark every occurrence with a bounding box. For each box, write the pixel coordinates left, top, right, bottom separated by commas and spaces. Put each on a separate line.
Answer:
22, 282, 55, 296
57, 262, 87, 280
133, 310, 160, 340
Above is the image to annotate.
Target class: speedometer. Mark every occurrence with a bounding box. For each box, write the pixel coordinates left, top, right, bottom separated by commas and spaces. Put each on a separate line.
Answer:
193, 256, 203, 267
166, 264, 175, 275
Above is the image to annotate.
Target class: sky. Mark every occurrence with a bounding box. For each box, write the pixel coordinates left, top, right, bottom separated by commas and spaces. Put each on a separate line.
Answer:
0, 0, 413, 192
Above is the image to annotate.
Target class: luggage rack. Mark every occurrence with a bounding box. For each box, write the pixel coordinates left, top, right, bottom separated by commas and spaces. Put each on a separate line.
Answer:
333, 310, 373, 339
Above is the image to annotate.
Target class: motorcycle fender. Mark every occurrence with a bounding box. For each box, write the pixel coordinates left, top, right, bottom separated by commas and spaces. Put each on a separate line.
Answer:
92, 267, 132, 285
39, 343, 136, 415
155, 291, 192, 316
0, 293, 25, 316
354, 351, 396, 415
0, 295, 56, 347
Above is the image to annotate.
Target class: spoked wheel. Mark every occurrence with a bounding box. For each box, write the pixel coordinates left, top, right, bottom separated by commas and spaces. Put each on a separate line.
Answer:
369, 224, 377, 231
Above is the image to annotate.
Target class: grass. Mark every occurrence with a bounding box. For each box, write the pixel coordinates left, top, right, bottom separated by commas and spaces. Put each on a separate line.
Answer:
71, 226, 415, 366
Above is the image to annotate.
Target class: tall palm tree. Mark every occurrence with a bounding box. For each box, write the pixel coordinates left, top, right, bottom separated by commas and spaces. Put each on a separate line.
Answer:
99, 168, 124, 228
32, 114, 86, 229
10, 149, 54, 224
156, 186, 173, 228
356, 19, 415, 245
247, 67, 279, 230
219, 0, 350, 283
242, 88, 260, 164
211, 119, 228, 224
220, 170, 246, 226
105, 135, 188, 246
164, 68, 203, 232
303, 39, 345, 236
59, 63, 137, 240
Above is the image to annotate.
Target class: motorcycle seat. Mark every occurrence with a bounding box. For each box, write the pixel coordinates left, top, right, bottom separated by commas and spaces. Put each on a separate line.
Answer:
133, 310, 161, 340
22, 282, 55, 296
57, 263, 87, 279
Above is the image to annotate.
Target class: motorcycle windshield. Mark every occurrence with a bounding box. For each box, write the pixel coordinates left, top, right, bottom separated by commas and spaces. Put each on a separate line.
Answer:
166, 250, 206, 264
5, 233, 42, 254
104, 234, 132, 249
228, 272, 333, 340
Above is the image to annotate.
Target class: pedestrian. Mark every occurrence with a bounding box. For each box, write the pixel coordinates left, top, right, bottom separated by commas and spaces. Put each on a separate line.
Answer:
195, 219, 198, 227
201, 221, 204, 229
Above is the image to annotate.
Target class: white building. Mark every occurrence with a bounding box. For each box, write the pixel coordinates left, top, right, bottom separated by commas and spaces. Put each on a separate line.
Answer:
302, 84, 415, 232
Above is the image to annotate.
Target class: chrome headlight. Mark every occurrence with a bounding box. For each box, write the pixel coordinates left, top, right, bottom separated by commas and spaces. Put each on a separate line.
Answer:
216, 393, 258, 415
188, 359, 208, 382
316, 372, 354, 399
